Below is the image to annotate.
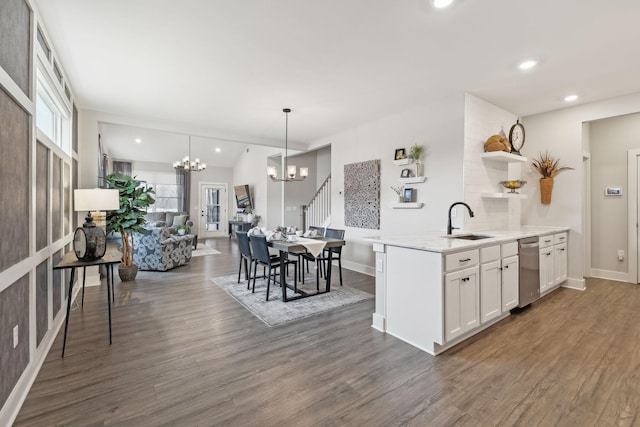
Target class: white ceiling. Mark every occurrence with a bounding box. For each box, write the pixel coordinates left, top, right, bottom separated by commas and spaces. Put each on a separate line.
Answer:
98, 122, 248, 167
34, 0, 640, 147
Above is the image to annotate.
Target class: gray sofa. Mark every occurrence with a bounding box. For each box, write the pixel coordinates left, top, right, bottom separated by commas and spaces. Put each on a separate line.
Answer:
132, 226, 194, 271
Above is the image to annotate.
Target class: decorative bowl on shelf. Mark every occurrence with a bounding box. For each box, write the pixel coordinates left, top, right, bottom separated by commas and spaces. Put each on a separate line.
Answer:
500, 180, 527, 193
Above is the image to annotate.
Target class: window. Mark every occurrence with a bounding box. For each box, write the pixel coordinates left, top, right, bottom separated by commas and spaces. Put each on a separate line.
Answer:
53, 61, 63, 84
36, 26, 51, 60
36, 68, 71, 153
133, 170, 180, 212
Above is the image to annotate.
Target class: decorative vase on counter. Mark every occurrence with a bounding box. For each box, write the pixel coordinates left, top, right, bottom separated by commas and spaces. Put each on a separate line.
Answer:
415, 160, 424, 177
246, 213, 254, 223
540, 177, 553, 204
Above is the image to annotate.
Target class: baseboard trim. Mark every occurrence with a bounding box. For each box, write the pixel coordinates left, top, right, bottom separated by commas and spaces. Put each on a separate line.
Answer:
371, 313, 385, 332
341, 260, 374, 277
0, 285, 80, 426
563, 277, 586, 291
590, 268, 633, 284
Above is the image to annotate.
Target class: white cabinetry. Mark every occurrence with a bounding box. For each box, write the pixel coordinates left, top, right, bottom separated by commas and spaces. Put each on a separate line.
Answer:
539, 232, 568, 294
553, 232, 568, 285
501, 255, 519, 311
445, 266, 479, 342
479, 242, 519, 324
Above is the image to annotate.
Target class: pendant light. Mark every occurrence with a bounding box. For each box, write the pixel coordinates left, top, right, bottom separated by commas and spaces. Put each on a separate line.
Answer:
267, 108, 308, 182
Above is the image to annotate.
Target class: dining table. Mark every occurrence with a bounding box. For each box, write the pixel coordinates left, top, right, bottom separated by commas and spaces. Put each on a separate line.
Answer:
268, 236, 345, 302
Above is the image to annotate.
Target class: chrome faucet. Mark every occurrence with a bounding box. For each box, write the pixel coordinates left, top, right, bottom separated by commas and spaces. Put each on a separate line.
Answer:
447, 202, 474, 235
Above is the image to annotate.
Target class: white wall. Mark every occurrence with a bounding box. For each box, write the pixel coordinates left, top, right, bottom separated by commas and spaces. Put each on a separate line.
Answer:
521, 92, 640, 286
233, 144, 282, 228
589, 113, 640, 274
316, 146, 331, 183
463, 94, 520, 231
309, 94, 466, 274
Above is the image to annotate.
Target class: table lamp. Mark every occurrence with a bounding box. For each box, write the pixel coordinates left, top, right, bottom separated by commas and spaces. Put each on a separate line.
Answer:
73, 189, 120, 261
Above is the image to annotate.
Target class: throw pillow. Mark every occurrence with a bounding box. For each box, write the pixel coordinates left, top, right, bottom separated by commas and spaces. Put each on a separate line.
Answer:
172, 215, 187, 226
165, 211, 177, 225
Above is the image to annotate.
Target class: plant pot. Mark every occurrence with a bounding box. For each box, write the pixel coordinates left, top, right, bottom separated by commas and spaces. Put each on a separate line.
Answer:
118, 264, 138, 282
539, 177, 554, 204
415, 160, 424, 177
177, 229, 186, 235
246, 214, 254, 224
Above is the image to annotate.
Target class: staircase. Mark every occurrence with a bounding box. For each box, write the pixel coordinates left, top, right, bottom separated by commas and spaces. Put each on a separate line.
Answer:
302, 174, 331, 230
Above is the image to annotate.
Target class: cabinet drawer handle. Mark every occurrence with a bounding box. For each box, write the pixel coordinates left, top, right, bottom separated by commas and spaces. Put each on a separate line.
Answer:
459, 258, 471, 262
545, 252, 552, 256
544, 240, 552, 243
559, 237, 565, 240
560, 248, 565, 251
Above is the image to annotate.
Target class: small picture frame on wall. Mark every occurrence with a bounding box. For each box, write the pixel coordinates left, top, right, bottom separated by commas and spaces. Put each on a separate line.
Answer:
404, 188, 415, 202
400, 168, 412, 178
394, 148, 406, 160
605, 187, 623, 196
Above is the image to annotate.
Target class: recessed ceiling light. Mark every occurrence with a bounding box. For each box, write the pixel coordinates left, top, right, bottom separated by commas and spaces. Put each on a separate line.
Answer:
215, 147, 221, 153
518, 60, 537, 70
432, 0, 454, 8
564, 94, 578, 102
134, 138, 142, 143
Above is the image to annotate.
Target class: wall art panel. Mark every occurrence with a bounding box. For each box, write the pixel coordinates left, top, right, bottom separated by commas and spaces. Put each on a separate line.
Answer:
0, 274, 30, 408
52, 154, 62, 242
36, 141, 49, 251
0, 0, 31, 95
52, 250, 62, 316
344, 159, 380, 229
0, 86, 30, 273
36, 260, 48, 346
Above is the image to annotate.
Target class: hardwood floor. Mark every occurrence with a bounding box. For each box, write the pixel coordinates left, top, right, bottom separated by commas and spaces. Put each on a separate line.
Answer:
14, 239, 640, 426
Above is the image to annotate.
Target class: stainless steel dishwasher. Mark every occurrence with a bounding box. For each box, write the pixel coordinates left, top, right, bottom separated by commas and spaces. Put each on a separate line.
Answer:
518, 237, 540, 307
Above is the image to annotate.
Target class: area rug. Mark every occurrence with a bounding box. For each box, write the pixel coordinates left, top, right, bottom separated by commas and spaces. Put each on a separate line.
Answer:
192, 244, 222, 257
212, 274, 373, 326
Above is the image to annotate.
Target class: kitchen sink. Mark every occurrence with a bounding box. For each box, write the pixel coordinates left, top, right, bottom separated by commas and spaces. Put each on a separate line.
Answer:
447, 234, 493, 240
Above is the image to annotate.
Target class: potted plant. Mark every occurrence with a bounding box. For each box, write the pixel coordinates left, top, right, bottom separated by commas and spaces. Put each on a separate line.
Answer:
410, 144, 424, 177
531, 151, 574, 204
176, 224, 190, 235
245, 207, 254, 223
104, 172, 155, 281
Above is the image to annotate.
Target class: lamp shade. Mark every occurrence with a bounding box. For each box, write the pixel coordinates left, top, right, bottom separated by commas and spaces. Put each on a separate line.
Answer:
74, 189, 119, 212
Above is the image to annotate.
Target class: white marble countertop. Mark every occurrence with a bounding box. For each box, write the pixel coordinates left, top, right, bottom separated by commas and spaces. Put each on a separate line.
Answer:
364, 225, 569, 253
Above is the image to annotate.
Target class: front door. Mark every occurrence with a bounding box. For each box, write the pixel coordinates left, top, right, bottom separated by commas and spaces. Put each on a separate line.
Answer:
199, 183, 227, 238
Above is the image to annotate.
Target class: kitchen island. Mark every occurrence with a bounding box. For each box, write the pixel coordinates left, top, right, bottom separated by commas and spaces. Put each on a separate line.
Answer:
365, 226, 570, 355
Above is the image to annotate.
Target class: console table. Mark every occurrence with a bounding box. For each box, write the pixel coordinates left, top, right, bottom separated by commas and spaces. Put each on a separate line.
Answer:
53, 245, 122, 357
229, 221, 252, 238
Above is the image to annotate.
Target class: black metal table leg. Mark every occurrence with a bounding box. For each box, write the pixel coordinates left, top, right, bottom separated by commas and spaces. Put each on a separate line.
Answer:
326, 250, 333, 293
61, 268, 76, 358
280, 250, 288, 302
106, 263, 112, 345
81, 267, 86, 308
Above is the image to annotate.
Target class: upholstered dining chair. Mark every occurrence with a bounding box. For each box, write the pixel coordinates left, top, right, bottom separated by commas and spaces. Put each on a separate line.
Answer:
249, 234, 298, 301
236, 231, 255, 288
297, 225, 326, 280
320, 228, 345, 287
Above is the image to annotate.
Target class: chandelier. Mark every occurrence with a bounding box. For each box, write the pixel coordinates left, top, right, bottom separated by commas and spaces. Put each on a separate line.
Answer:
267, 108, 308, 182
173, 136, 206, 172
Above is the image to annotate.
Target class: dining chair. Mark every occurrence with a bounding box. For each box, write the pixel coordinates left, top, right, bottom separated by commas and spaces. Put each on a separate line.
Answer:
320, 228, 345, 286
250, 234, 298, 301
236, 231, 255, 289
297, 226, 326, 279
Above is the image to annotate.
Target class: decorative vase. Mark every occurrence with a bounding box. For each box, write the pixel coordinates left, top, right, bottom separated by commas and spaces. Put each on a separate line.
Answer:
246, 213, 254, 223
118, 264, 138, 282
397, 194, 404, 203
415, 160, 424, 177
178, 229, 186, 235
539, 177, 554, 204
